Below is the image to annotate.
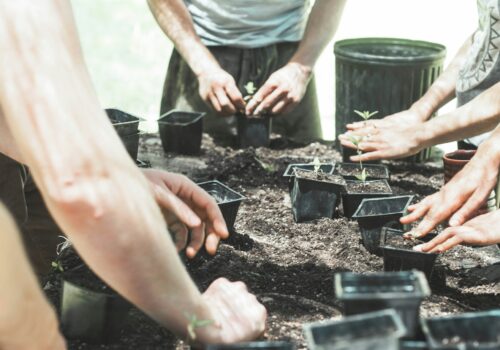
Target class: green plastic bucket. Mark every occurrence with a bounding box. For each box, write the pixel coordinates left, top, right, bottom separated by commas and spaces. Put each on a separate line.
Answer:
334, 38, 446, 162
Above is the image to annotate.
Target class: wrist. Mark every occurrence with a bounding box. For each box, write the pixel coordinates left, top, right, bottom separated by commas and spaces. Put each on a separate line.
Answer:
477, 138, 500, 167
413, 122, 433, 150
409, 100, 435, 122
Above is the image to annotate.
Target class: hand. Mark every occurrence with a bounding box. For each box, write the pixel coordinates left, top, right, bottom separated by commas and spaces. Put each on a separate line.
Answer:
197, 278, 267, 343
142, 169, 229, 258
346, 108, 425, 132
198, 67, 245, 116
338, 121, 425, 162
401, 145, 499, 238
245, 62, 312, 116
413, 209, 500, 253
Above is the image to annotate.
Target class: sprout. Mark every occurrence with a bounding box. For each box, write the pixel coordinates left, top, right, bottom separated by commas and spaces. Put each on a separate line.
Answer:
354, 109, 378, 121
312, 156, 321, 173
185, 313, 214, 340
244, 81, 257, 95
51, 260, 64, 272
355, 168, 367, 182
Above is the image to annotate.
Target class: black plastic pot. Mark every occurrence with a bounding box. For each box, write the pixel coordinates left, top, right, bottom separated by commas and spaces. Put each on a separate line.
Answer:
291, 169, 346, 223
61, 280, 131, 343
197, 180, 245, 231
342, 179, 393, 219
205, 341, 295, 350
352, 195, 414, 254
283, 162, 335, 192
400, 341, 429, 349
120, 132, 140, 160
106, 108, 141, 137
304, 309, 407, 350
158, 110, 205, 155
421, 310, 500, 350
334, 38, 446, 163
336, 162, 390, 181
237, 114, 271, 148
334, 271, 430, 340
381, 228, 438, 280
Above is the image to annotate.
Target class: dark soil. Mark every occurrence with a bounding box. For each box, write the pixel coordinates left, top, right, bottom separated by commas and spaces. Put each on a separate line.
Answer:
384, 231, 421, 250
336, 163, 389, 179
283, 163, 335, 177
346, 180, 392, 194
42, 134, 500, 350
294, 169, 346, 186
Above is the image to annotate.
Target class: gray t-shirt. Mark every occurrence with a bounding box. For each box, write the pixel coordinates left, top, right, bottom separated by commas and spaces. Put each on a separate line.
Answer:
185, 0, 311, 48
456, 0, 500, 146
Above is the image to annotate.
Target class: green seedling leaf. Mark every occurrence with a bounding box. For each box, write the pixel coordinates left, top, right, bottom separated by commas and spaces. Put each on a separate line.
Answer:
312, 156, 321, 173
354, 109, 378, 121
185, 313, 214, 340
348, 135, 362, 147
244, 81, 257, 96
51, 261, 64, 272
355, 168, 367, 183
254, 157, 277, 173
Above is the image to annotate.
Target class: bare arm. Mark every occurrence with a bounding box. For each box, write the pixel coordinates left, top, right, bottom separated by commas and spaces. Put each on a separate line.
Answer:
0, 0, 265, 342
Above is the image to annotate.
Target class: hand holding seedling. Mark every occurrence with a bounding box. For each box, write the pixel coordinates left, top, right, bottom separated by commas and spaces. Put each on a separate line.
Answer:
413, 209, 500, 253
142, 169, 229, 258
245, 62, 311, 116
198, 66, 245, 116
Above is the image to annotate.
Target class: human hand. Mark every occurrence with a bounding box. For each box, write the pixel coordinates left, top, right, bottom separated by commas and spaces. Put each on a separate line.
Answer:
142, 169, 229, 258
245, 62, 312, 116
198, 67, 245, 116
400, 145, 500, 238
196, 278, 267, 343
346, 108, 425, 132
413, 209, 500, 253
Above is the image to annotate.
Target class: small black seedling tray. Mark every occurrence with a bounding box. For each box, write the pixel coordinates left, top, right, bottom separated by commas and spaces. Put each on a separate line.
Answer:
334, 271, 430, 340
205, 341, 295, 350
422, 310, 500, 350
291, 169, 346, 223
399, 340, 429, 349
106, 108, 141, 137
304, 309, 406, 350
283, 162, 335, 191
336, 162, 390, 181
197, 180, 245, 231
158, 110, 205, 155
352, 195, 414, 254
61, 280, 131, 344
380, 227, 439, 280
342, 179, 393, 218
120, 132, 140, 160
237, 114, 272, 148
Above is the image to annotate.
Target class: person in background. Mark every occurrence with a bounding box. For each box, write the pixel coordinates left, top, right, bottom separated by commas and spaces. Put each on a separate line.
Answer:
148, 0, 346, 144
0, 0, 266, 346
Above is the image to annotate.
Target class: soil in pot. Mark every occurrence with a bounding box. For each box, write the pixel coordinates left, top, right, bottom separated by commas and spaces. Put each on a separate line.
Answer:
205, 341, 296, 350
291, 169, 346, 223
422, 310, 500, 349
380, 228, 439, 280
283, 163, 335, 192
334, 271, 430, 340
335, 162, 390, 181
158, 110, 205, 155
304, 309, 406, 350
197, 180, 245, 231
237, 114, 272, 148
341, 179, 393, 218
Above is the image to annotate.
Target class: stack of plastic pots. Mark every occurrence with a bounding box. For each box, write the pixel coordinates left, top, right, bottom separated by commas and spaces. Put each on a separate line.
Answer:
334, 38, 446, 163
106, 108, 142, 160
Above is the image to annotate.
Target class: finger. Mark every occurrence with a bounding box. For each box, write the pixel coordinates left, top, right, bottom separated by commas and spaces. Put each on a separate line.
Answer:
346, 121, 366, 130
413, 229, 454, 252
169, 220, 189, 252
154, 185, 201, 228
357, 141, 383, 152
214, 87, 236, 115
188, 190, 229, 239
254, 88, 287, 115
449, 187, 492, 226
411, 211, 445, 238
208, 92, 222, 113
246, 83, 276, 115
205, 232, 221, 255
433, 234, 464, 253
186, 223, 205, 258
400, 202, 430, 224
224, 83, 245, 111
271, 99, 288, 114
281, 97, 300, 115
350, 150, 386, 162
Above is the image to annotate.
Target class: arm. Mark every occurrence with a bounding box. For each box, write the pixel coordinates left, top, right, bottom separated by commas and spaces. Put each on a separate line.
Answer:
246, 0, 347, 115
148, 0, 244, 115
0, 204, 66, 350
0, 0, 264, 342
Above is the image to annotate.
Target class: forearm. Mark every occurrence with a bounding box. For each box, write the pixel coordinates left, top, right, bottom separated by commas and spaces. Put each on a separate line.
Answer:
417, 81, 500, 147
0, 106, 24, 162
410, 35, 472, 121
148, 0, 220, 76
289, 0, 346, 71
0, 0, 211, 337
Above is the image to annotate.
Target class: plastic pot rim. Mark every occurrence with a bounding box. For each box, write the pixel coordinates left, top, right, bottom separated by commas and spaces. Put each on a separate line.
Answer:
380, 227, 438, 257
442, 149, 476, 164
334, 37, 446, 65
106, 108, 144, 124
345, 179, 393, 195
334, 270, 431, 300
283, 162, 336, 178
352, 195, 414, 219
197, 180, 246, 205
158, 109, 205, 126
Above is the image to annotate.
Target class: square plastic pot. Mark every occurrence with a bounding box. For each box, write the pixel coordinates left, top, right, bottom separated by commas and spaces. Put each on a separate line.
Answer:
352, 195, 414, 254
119, 132, 140, 160
342, 179, 393, 218
197, 180, 245, 231
237, 114, 271, 148
106, 108, 141, 137
381, 228, 438, 280
205, 341, 295, 350
304, 309, 407, 350
61, 280, 131, 344
336, 162, 390, 181
421, 309, 500, 350
158, 110, 205, 155
283, 162, 335, 192
291, 169, 346, 223
334, 271, 430, 340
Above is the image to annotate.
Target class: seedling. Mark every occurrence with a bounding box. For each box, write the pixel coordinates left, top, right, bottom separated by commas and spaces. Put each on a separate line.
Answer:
51, 260, 64, 272
185, 313, 214, 340
254, 156, 277, 173
348, 134, 366, 182
354, 109, 378, 122
243, 81, 257, 103
312, 156, 321, 173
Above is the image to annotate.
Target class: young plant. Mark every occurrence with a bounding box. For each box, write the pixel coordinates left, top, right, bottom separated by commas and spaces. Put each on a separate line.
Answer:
312, 156, 321, 173
254, 156, 277, 173
348, 134, 367, 183
354, 109, 378, 123
51, 260, 64, 272
185, 313, 214, 340
243, 81, 257, 103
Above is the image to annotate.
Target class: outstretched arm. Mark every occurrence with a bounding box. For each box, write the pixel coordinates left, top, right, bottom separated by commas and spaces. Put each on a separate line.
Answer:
0, 0, 265, 343
246, 0, 347, 116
